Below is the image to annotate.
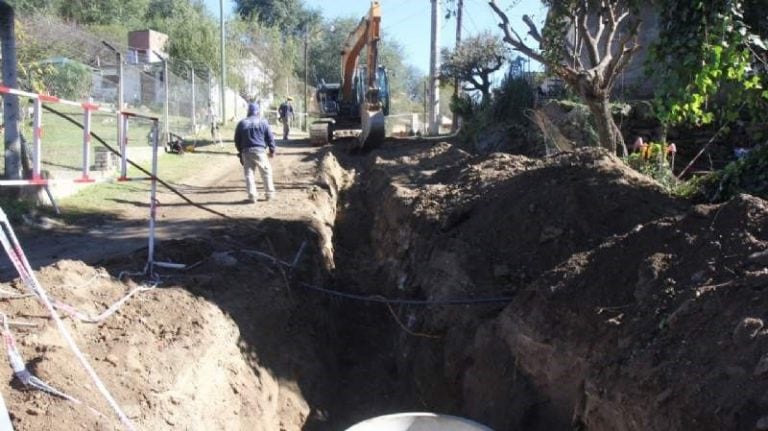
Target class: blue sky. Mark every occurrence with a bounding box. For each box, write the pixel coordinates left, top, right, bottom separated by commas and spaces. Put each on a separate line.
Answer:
203, 0, 547, 74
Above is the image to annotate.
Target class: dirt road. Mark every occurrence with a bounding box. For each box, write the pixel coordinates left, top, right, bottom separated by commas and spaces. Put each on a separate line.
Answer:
2, 137, 330, 276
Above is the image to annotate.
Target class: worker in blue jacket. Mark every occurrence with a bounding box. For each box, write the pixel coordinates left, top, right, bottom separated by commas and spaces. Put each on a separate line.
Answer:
234, 102, 276, 202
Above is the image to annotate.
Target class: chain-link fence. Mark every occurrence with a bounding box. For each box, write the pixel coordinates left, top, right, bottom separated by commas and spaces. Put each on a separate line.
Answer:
15, 18, 208, 130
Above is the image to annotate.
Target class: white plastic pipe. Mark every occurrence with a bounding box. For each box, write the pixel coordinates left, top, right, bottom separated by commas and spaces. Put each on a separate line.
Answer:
346, 412, 493, 431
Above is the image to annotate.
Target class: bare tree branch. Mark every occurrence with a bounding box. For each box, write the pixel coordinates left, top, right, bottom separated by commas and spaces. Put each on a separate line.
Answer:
488, 0, 546, 64
522, 15, 542, 43
578, 10, 601, 67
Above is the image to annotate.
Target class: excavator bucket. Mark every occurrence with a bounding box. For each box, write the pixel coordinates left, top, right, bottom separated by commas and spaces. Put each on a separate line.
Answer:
309, 122, 332, 146
357, 108, 385, 150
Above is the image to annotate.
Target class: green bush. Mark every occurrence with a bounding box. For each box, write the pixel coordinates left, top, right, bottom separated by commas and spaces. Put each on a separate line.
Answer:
41, 61, 93, 100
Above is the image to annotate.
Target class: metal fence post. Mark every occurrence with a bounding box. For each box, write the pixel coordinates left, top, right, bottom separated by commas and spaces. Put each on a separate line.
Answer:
32, 98, 42, 181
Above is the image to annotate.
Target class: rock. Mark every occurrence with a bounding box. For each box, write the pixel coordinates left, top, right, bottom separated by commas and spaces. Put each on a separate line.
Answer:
25, 408, 40, 416
733, 317, 764, 346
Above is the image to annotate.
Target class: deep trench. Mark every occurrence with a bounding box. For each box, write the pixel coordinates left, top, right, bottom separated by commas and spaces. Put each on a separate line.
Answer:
291, 149, 515, 431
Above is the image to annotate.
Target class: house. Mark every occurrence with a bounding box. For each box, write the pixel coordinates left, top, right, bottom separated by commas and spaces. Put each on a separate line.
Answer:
123, 29, 169, 108
127, 29, 169, 65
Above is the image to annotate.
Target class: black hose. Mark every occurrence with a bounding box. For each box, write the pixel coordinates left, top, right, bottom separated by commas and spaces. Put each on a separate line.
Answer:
298, 281, 514, 305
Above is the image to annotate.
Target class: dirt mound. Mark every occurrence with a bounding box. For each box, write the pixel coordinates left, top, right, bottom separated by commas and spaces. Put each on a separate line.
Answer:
348, 143, 768, 430
0, 257, 303, 431
511, 193, 768, 430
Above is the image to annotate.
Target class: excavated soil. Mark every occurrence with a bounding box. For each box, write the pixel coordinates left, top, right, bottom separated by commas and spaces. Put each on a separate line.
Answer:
0, 137, 767, 431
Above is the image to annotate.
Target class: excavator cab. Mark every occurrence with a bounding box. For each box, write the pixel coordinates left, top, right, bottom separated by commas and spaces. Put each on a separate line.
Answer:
316, 82, 341, 116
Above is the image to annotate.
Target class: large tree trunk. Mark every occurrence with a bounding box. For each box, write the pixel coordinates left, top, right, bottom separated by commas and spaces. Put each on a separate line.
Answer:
585, 95, 627, 157
1, 1, 22, 180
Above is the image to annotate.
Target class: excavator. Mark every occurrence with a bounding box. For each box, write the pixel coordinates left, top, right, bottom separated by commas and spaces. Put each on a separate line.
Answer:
309, 1, 390, 149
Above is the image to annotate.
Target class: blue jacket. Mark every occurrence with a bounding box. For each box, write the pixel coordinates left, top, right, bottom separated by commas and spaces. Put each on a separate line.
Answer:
234, 115, 276, 153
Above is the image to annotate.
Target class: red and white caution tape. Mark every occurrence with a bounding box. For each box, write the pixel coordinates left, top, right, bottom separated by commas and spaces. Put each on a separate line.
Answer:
0, 209, 136, 431
0, 86, 111, 113
1, 314, 108, 421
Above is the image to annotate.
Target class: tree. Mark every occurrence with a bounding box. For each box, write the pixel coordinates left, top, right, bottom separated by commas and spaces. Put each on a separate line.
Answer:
228, 17, 299, 101
57, 0, 150, 26
1, 1, 23, 180
234, 0, 320, 35
488, 0, 641, 155
308, 17, 357, 85
145, 0, 218, 69
440, 31, 507, 103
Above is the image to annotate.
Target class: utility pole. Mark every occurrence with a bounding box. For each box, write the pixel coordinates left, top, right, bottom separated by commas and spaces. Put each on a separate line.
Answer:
1, 2, 22, 180
219, 0, 226, 124
186, 61, 196, 133
428, 0, 441, 135
205, 65, 213, 113
303, 28, 309, 131
451, 0, 463, 132
102, 42, 123, 149
423, 79, 428, 135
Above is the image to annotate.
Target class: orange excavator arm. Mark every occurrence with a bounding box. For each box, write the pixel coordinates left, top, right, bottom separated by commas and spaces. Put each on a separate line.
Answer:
340, 0, 381, 101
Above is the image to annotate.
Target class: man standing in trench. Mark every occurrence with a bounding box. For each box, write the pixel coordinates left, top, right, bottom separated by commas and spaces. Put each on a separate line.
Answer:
234, 102, 276, 203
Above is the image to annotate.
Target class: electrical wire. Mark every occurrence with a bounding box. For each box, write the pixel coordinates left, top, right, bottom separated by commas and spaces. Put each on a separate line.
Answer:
297, 281, 514, 305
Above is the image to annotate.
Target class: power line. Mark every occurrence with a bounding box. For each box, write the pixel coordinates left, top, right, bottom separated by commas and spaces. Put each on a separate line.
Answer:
381, 1, 430, 32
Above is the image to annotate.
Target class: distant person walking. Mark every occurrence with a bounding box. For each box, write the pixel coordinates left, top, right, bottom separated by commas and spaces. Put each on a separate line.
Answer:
208, 104, 223, 147
278, 96, 294, 140
234, 103, 276, 203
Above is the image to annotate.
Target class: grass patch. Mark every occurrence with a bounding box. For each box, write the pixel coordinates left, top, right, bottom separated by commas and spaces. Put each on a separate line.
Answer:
1, 115, 237, 224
